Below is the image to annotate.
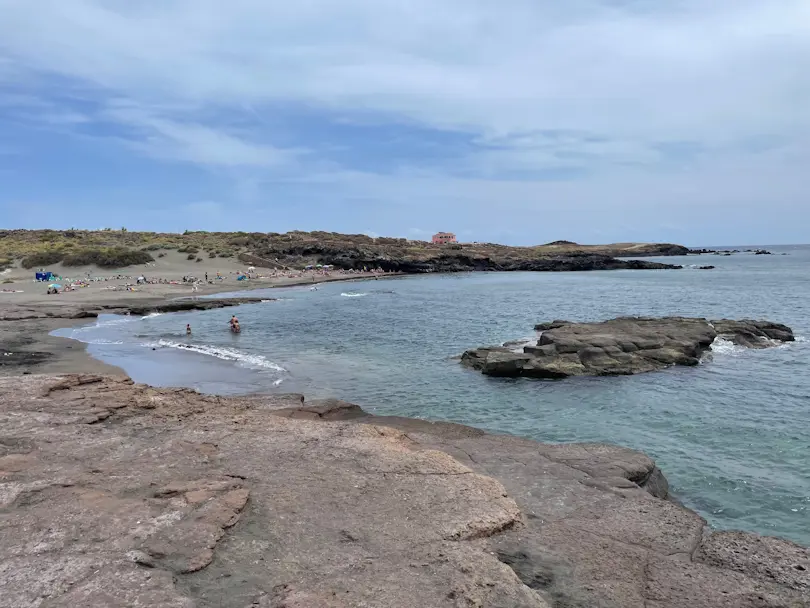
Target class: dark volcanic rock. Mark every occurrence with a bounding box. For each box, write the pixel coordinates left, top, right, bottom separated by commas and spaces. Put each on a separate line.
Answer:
266, 245, 682, 273
463, 317, 795, 378
0, 350, 53, 368
120, 297, 270, 316
712, 319, 795, 348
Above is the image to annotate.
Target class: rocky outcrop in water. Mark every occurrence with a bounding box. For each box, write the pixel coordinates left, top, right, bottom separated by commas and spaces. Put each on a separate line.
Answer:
461, 317, 795, 379
688, 248, 775, 256
1, 375, 806, 607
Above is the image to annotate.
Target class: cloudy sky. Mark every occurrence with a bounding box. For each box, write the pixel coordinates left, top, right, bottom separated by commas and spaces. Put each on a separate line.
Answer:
1, 0, 808, 245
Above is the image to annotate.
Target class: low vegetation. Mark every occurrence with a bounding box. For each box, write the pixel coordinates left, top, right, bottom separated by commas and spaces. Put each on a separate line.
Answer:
0, 228, 688, 271
20, 247, 153, 269
62, 248, 154, 268
20, 250, 65, 269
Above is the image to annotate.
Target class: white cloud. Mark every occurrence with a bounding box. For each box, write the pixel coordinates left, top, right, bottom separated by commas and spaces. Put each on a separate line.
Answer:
1, 0, 807, 141
0, 0, 807, 241
108, 110, 298, 168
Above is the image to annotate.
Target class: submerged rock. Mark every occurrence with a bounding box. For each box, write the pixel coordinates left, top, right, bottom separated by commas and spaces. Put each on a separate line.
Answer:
461, 317, 795, 379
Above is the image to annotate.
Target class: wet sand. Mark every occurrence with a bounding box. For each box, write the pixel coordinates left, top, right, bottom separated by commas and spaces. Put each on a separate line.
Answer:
0, 267, 396, 377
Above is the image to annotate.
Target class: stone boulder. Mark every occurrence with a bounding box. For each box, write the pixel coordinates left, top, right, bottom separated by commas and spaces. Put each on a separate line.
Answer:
461, 317, 795, 379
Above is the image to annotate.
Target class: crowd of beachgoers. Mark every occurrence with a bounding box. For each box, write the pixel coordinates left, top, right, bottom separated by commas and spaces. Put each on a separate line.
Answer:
12, 264, 393, 296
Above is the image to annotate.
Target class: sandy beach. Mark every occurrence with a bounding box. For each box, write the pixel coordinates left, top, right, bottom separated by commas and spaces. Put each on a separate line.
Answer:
0, 252, 397, 377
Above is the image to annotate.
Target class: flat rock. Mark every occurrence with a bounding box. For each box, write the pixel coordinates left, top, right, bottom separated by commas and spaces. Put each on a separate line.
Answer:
461, 317, 795, 378
0, 374, 806, 607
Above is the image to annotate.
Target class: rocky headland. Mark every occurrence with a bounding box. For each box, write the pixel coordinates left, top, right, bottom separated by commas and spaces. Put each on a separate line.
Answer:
461, 317, 795, 379
1, 229, 689, 275
1, 374, 807, 607
240, 250, 683, 274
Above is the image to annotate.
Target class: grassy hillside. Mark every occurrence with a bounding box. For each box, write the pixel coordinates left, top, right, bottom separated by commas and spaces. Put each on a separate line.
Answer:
0, 229, 688, 271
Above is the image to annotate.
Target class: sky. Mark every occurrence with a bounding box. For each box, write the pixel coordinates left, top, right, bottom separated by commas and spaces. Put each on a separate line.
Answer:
0, 0, 808, 246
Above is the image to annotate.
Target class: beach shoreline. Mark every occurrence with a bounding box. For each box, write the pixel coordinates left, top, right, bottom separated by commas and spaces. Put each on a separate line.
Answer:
0, 270, 401, 377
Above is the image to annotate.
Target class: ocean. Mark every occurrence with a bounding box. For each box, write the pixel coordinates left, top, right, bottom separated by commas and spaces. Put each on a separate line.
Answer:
55, 245, 810, 546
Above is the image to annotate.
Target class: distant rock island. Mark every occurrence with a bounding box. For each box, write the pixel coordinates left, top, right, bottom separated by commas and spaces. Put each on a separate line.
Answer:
689, 248, 774, 256
461, 317, 795, 378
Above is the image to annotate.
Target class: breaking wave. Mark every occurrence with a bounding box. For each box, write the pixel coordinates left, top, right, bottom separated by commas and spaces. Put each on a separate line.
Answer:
340, 292, 368, 298
709, 337, 747, 356
149, 340, 286, 372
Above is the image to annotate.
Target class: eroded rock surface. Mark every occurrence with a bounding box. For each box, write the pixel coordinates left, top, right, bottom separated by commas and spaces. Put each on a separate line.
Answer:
461, 317, 795, 378
0, 375, 806, 607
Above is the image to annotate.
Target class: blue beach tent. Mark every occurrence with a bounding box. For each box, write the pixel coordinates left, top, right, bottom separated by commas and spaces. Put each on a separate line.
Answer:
35, 271, 54, 281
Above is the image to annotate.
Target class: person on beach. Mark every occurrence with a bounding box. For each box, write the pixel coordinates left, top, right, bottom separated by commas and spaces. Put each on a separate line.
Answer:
186, 324, 192, 335
229, 315, 240, 333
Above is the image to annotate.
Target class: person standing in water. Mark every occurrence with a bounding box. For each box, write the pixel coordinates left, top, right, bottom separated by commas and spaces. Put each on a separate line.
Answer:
186, 324, 192, 335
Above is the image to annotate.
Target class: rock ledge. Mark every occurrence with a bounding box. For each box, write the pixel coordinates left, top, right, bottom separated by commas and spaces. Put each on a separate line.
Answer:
0, 374, 806, 607
462, 317, 794, 378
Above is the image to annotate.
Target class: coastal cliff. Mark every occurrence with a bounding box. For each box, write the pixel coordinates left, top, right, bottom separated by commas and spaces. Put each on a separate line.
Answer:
1, 374, 806, 607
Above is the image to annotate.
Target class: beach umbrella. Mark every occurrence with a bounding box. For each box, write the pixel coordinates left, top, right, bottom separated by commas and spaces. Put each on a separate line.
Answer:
49, 284, 62, 289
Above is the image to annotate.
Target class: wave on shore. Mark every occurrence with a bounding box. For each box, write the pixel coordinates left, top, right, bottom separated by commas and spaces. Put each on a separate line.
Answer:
340, 292, 368, 298
149, 340, 287, 372
710, 337, 747, 356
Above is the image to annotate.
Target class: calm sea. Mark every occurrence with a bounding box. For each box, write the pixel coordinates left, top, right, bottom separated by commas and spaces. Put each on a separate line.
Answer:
56, 246, 810, 545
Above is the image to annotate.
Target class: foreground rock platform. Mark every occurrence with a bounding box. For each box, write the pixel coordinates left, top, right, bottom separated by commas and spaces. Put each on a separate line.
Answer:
1, 375, 807, 607
461, 317, 795, 378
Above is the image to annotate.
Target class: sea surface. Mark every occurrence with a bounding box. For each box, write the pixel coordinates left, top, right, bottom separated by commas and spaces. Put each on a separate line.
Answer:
56, 246, 810, 546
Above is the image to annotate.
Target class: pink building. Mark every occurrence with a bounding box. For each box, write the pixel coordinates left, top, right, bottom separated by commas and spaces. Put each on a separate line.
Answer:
432, 232, 457, 244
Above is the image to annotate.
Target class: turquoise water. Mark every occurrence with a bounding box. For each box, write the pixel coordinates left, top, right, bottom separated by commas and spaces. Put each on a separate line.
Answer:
57, 246, 810, 545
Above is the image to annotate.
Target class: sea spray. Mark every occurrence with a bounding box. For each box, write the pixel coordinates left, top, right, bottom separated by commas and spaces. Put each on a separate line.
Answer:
709, 337, 748, 356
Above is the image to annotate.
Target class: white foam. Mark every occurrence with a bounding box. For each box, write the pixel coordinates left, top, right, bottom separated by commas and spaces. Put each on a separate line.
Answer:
151, 340, 286, 372
70, 317, 133, 334
710, 337, 746, 356
340, 292, 368, 298
95, 317, 135, 328
141, 312, 164, 319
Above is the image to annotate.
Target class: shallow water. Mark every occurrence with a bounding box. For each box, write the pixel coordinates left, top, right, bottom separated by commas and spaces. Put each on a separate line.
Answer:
56, 246, 810, 545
